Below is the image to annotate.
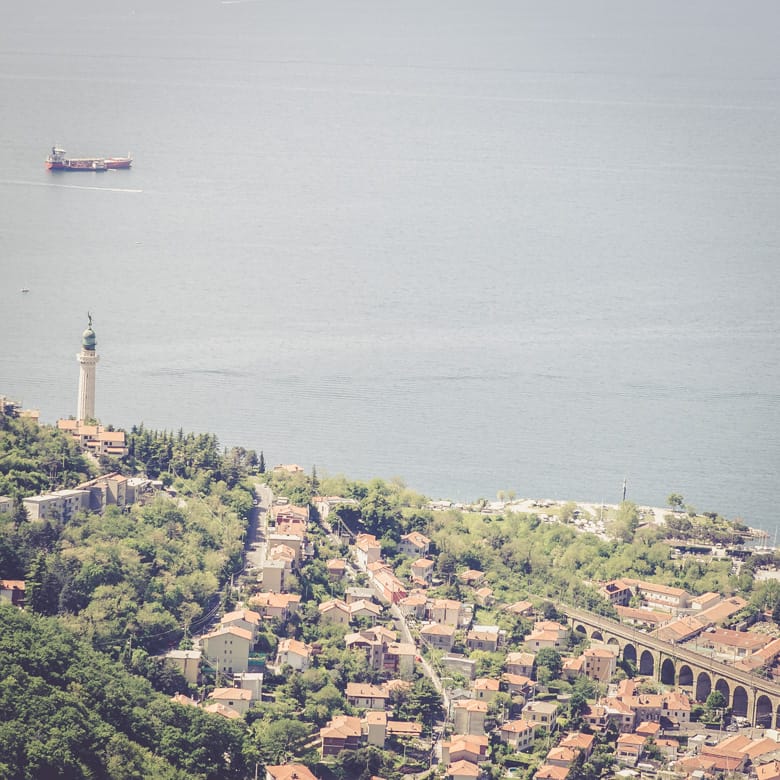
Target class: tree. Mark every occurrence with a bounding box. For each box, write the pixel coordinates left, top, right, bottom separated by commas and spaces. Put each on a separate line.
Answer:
258, 451, 265, 473
667, 493, 684, 511
706, 690, 727, 712
534, 648, 563, 680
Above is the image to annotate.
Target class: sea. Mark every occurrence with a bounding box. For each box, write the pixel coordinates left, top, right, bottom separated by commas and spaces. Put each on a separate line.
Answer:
1, 0, 778, 529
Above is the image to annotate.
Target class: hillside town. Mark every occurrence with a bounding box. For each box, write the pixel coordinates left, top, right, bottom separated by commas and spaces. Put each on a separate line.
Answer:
9, 469, 768, 780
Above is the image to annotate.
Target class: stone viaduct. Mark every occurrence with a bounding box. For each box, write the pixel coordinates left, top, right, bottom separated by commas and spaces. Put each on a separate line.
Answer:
563, 605, 780, 728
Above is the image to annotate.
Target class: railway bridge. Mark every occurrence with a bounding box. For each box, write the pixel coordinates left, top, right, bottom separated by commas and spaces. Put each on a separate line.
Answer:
562, 605, 780, 728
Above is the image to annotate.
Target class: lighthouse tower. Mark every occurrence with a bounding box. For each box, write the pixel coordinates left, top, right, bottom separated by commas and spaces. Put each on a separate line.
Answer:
76, 314, 99, 422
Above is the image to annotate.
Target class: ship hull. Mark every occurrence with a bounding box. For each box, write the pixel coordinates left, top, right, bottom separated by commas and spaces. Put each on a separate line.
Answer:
47, 159, 107, 171
104, 157, 132, 169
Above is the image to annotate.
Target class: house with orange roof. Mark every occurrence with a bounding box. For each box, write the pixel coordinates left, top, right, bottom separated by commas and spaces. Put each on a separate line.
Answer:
616, 733, 645, 765
545, 746, 578, 768
345, 682, 390, 710
580, 646, 618, 682
458, 569, 485, 586
398, 591, 428, 619
420, 622, 456, 652
525, 620, 567, 651
615, 605, 669, 628
466, 625, 504, 652
453, 699, 488, 736
207, 687, 252, 716
501, 673, 535, 698
662, 691, 691, 724
267, 532, 303, 562
261, 555, 293, 593
200, 625, 252, 674
220, 608, 262, 641
371, 566, 408, 604
410, 557, 435, 585
599, 578, 633, 606
474, 587, 494, 607
318, 599, 350, 626
653, 615, 708, 643
504, 600, 534, 616
429, 598, 465, 627
202, 702, 242, 720
441, 734, 489, 765
533, 765, 568, 780
623, 578, 689, 612
276, 638, 312, 671
757, 760, 780, 780
472, 677, 500, 702
320, 714, 362, 756
446, 759, 480, 780
265, 764, 318, 780
326, 558, 347, 580
249, 592, 301, 620
498, 720, 535, 751
354, 533, 382, 568
691, 591, 723, 611
559, 732, 594, 758
505, 651, 535, 677
0, 579, 25, 607
698, 626, 770, 658
399, 531, 431, 557
171, 693, 198, 707
349, 599, 382, 622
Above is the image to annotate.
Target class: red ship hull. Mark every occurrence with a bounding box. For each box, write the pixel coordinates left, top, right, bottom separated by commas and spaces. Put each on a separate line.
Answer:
104, 157, 132, 169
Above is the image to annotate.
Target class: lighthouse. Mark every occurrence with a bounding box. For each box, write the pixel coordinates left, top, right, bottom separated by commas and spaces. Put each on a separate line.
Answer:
76, 314, 99, 422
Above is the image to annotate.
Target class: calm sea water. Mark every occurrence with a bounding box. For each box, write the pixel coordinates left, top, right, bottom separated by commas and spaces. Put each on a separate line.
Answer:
1, 0, 778, 527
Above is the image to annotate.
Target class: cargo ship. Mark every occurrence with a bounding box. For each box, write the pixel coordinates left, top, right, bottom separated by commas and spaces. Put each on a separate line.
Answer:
45, 146, 132, 171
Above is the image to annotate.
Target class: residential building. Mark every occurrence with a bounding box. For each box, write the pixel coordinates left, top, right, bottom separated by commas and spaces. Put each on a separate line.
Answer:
474, 587, 494, 607
447, 760, 481, 780
420, 622, 456, 652
505, 651, 535, 677
0, 579, 25, 607
57, 419, 128, 457
581, 646, 618, 682
220, 609, 262, 642
354, 533, 382, 568
265, 765, 318, 780
452, 699, 488, 736
410, 558, 434, 585
522, 701, 558, 729
162, 649, 201, 685
233, 672, 264, 700
472, 677, 499, 702
200, 625, 252, 675
504, 600, 535, 617
458, 569, 485, 586
207, 687, 251, 716
276, 638, 312, 671
442, 735, 489, 764
616, 733, 645, 765
0, 496, 13, 515
23, 489, 90, 521
320, 715, 362, 756
318, 599, 350, 626
249, 592, 301, 620
326, 558, 347, 580
429, 598, 464, 627
399, 531, 431, 557
623, 578, 689, 612
466, 625, 504, 652
599, 579, 633, 607
346, 682, 390, 711
349, 599, 382, 623
498, 720, 535, 751
364, 710, 388, 747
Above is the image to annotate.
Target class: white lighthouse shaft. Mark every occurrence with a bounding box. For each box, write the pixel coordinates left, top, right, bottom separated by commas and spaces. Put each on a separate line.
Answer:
77, 315, 99, 422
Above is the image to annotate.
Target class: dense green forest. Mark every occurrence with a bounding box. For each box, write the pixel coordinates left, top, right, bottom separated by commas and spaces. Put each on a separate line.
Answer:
0, 604, 252, 780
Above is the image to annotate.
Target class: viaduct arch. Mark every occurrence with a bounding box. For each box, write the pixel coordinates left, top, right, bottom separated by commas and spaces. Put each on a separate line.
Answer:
566, 605, 780, 727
